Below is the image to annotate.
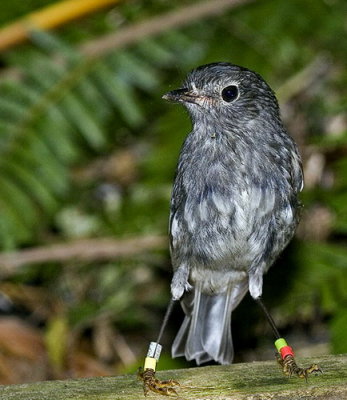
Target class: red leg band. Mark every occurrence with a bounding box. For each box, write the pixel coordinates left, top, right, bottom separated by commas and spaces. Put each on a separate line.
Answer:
280, 345, 295, 360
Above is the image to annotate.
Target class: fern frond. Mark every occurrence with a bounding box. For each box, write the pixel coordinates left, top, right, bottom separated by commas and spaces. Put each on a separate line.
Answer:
0, 29, 206, 249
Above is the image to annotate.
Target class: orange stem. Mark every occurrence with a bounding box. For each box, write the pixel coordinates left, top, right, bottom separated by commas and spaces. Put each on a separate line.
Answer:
0, 0, 121, 52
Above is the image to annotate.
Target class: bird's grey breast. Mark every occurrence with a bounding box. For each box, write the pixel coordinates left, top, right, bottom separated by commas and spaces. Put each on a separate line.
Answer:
170, 129, 284, 271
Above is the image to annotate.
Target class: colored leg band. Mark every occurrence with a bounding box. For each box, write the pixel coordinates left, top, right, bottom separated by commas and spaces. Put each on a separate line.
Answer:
274, 338, 295, 360
275, 338, 288, 352
144, 356, 157, 371
147, 342, 162, 359
144, 342, 162, 371
280, 345, 295, 359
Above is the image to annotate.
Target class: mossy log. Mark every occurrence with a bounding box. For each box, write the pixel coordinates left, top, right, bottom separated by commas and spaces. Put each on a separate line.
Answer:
0, 354, 346, 400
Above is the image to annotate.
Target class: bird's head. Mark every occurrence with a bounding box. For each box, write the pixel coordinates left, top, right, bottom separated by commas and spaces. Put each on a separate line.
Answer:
163, 62, 281, 129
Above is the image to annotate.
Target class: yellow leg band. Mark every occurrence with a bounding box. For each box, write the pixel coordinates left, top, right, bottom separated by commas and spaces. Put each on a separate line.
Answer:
275, 338, 288, 352
144, 357, 157, 371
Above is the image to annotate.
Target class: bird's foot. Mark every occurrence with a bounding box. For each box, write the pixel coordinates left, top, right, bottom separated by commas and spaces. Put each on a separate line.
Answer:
138, 367, 180, 396
276, 353, 322, 381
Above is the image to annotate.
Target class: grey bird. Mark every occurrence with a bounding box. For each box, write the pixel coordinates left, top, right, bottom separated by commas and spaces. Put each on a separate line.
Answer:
163, 62, 303, 365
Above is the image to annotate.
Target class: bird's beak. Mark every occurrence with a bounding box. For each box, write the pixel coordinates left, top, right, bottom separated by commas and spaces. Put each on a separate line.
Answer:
162, 88, 200, 104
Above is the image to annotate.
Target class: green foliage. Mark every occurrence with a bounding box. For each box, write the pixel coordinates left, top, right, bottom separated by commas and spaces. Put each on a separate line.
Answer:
275, 242, 347, 328
0, 29, 205, 249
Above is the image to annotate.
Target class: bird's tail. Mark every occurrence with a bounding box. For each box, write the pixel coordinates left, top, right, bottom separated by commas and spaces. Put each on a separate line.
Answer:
172, 281, 248, 365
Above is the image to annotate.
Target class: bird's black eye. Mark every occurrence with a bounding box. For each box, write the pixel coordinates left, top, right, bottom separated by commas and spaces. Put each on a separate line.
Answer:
221, 85, 238, 102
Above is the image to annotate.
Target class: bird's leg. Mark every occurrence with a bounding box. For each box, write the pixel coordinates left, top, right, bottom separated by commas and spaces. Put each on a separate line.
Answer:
275, 350, 322, 380
138, 365, 180, 396
138, 299, 181, 396
255, 297, 322, 379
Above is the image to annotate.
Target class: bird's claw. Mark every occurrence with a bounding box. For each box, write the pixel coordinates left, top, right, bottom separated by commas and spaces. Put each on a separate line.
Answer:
138, 367, 180, 396
276, 353, 322, 381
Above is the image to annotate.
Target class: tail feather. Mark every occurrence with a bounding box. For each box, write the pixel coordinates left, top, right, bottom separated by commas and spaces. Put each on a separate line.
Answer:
172, 280, 248, 365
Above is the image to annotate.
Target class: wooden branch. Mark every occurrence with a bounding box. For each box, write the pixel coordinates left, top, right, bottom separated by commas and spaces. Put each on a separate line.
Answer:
0, 235, 167, 277
0, 354, 345, 399
276, 54, 333, 103
81, 0, 256, 58
0, 0, 256, 54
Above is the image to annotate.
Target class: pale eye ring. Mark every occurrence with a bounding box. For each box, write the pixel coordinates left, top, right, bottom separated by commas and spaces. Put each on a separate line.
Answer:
221, 85, 238, 102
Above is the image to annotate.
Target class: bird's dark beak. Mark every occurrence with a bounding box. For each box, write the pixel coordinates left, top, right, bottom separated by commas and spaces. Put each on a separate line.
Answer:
162, 88, 199, 104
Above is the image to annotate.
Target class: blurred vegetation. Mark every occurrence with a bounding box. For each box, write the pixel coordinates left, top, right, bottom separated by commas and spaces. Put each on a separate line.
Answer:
0, 0, 346, 384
